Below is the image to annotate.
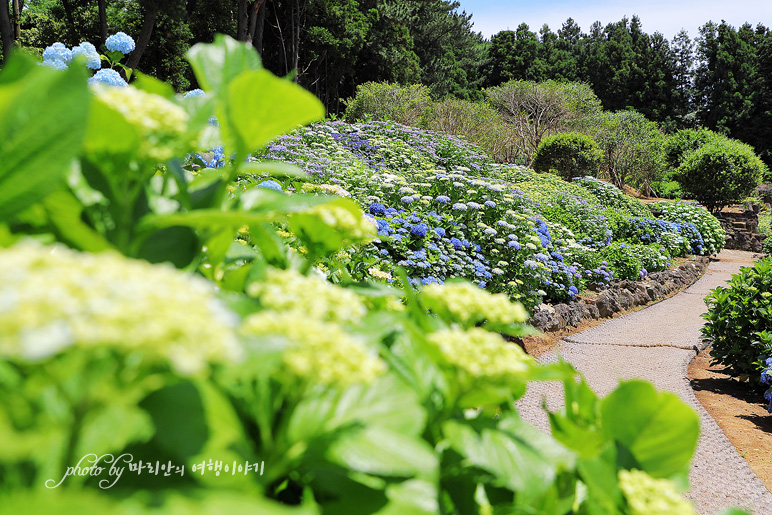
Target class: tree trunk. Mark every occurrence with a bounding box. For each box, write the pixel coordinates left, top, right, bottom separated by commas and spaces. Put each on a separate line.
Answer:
125, 2, 159, 70
0, 0, 13, 63
60, 0, 77, 37
252, 0, 265, 56
237, 0, 248, 41
12, 0, 19, 39
98, 0, 108, 44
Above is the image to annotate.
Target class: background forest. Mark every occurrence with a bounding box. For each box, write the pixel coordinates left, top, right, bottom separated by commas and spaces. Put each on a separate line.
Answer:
1, 0, 770, 168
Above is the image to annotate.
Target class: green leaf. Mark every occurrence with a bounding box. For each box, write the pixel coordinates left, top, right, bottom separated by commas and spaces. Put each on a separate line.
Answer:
443, 417, 576, 507
0, 53, 90, 221
286, 373, 426, 445
42, 190, 114, 252
185, 34, 263, 95
373, 480, 438, 515
326, 425, 437, 479
140, 381, 209, 461
136, 226, 198, 268
226, 69, 325, 157
600, 380, 699, 479
131, 71, 176, 99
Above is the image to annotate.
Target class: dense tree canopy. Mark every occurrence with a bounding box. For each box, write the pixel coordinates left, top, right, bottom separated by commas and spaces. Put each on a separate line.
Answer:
1, 3, 770, 168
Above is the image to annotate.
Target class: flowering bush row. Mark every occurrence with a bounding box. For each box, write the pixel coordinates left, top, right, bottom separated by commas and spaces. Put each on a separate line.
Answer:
253, 121, 724, 308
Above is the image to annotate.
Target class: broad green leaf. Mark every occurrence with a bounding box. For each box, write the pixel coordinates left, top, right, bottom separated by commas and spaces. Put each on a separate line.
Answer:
600, 380, 699, 479
131, 70, 176, 99
326, 425, 437, 479
185, 34, 263, 94
42, 190, 114, 252
0, 54, 90, 221
442, 418, 568, 504
373, 480, 438, 515
226, 69, 325, 157
76, 403, 154, 462
136, 226, 198, 268
139, 381, 209, 461
287, 374, 426, 445
83, 87, 139, 159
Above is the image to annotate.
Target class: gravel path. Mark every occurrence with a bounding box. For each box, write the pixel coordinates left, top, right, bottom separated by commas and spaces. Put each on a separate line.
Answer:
517, 250, 772, 514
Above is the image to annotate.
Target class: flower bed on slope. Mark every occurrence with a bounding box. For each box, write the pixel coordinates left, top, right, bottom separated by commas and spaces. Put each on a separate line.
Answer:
250, 121, 725, 311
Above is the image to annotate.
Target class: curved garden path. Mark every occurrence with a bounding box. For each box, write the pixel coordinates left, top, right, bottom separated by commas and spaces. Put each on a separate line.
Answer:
517, 249, 772, 514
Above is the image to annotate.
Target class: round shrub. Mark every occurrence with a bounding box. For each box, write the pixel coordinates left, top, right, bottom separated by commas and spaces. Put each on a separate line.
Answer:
343, 82, 432, 127
676, 138, 767, 212
702, 257, 772, 378
663, 128, 719, 169
532, 132, 603, 179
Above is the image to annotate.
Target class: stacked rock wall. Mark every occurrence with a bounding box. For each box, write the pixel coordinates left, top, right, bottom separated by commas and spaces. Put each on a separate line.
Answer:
530, 257, 710, 332
715, 210, 767, 252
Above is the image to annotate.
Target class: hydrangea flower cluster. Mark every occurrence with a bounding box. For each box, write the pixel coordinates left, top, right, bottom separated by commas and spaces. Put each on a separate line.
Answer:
426, 327, 533, 383
421, 281, 528, 327
0, 242, 242, 374
761, 357, 772, 413
239, 312, 385, 386
41, 42, 72, 69
94, 84, 189, 161
88, 68, 128, 87
653, 200, 725, 255
241, 267, 383, 386
105, 32, 136, 55
41, 33, 135, 76
617, 469, 696, 515
246, 268, 366, 323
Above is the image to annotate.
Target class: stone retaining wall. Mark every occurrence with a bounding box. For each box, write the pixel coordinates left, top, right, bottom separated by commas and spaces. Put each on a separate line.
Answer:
530, 256, 710, 332
716, 210, 767, 252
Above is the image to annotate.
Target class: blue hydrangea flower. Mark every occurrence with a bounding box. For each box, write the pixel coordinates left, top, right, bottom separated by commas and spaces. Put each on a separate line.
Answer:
184, 89, 206, 98
435, 195, 450, 203
569, 285, 579, 295
400, 196, 414, 204
369, 203, 387, 216
452, 203, 467, 211
71, 42, 101, 70
410, 223, 429, 238
105, 32, 136, 54
484, 200, 496, 208
483, 228, 497, 236
87, 68, 128, 87
450, 237, 463, 250
434, 227, 446, 238
508, 241, 521, 250
467, 202, 481, 210
43, 42, 72, 64
41, 59, 68, 70
257, 180, 283, 192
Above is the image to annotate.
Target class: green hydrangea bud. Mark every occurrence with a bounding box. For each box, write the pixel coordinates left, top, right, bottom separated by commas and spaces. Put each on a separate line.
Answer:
246, 268, 366, 323
618, 469, 696, 515
421, 281, 528, 327
240, 311, 385, 386
0, 242, 242, 374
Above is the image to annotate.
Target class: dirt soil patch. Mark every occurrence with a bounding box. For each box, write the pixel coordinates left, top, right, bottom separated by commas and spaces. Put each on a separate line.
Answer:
689, 348, 772, 492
